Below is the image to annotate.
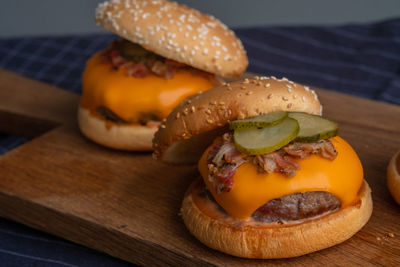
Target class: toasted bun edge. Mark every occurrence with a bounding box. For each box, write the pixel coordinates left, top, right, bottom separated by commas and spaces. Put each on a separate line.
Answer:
181, 179, 372, 259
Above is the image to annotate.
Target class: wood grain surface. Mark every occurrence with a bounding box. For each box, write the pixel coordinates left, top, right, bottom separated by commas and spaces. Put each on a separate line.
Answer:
0, 68, 400, 266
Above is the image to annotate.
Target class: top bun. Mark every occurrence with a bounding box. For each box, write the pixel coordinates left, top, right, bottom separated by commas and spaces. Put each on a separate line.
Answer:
96, 0, 248, 77
153, 76, 322, 164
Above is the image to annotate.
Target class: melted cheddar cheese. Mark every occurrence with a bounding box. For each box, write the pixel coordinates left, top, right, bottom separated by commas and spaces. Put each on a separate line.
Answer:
81, 53, 215, 122
199, 136, 363, 220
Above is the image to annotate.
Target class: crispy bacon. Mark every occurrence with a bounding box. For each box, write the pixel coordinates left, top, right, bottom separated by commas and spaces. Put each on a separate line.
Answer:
150, 60, 176, 79
101, 40, 189, 79
126, 62, 149, 77
207, 133, 338, 194
284, 139, 337, 160
207, 134, 250, 193
255, 152, 300, 177
110, 49, 125, 67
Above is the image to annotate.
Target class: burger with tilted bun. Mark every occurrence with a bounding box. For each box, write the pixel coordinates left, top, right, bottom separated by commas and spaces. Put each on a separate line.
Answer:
153, 76, 372, 259
78, 0, 248, 150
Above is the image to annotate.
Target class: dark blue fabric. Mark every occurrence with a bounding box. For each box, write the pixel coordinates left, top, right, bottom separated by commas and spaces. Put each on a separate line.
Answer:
0, 18, 399, 266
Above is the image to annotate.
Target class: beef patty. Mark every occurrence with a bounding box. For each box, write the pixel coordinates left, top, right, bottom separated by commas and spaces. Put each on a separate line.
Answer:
252, 191, 341, 223
204, 188, 341, 223
96, 106, 160, 125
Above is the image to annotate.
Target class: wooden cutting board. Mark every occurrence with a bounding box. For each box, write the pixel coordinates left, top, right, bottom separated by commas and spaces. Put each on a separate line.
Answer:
1, 68, 400, 266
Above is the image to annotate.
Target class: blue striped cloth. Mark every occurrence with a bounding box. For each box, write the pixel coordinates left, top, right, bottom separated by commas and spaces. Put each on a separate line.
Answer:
0, 18, 399, 266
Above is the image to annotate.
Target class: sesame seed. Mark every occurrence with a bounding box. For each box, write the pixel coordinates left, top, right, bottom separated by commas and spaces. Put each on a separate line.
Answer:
224, 55, 232, 61
198, 105, 205, 110
304, 86, 310, 92
176, 112, 181, 119
243, 78, 249, 84
293, 94, 298, 99
211, 101, 217, 105
205, 109, 211, 115
264, 83, 270, 88
282, 96, 289, 101
191, 106, 196, 113
267, 94, 273, 99
287, 103, 292, 108
160, 124, 166, 128
241, 86, 246, 90
203, 48, 208, 55
207, 119, 213, 124
302, 96, 306, 102
246, 91, 253, 95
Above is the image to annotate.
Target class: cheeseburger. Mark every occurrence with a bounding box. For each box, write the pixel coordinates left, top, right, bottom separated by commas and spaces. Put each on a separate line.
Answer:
78, 0, 248, 150
153, 77, 373, 258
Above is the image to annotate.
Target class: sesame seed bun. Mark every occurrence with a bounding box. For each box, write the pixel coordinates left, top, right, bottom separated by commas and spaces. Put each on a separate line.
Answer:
387, 149, 400, 205
78, 106, 156, 150
96, 0, 248, 77
153, 76, 322, 163
181, 178, 372, 259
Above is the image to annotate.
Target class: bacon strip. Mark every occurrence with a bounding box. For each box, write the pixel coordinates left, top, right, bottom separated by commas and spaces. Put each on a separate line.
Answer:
284, 140, 337, 160
101, 41, 185, 79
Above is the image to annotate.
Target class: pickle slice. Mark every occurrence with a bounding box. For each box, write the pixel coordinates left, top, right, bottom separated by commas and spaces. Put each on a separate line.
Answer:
118, 40, 150, 61
229, 111, 288, 130
288, 112, 338, 143
233, 118, 299, 155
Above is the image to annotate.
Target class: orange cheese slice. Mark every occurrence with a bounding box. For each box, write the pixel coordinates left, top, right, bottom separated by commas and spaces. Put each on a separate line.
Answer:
199, 136, 363, 220
81, 52, 215, 122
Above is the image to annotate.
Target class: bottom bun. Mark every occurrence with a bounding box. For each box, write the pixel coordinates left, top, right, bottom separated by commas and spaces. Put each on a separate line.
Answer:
387, 149, 400, 205
181, 178, 372, 259
78, 106, 156, 151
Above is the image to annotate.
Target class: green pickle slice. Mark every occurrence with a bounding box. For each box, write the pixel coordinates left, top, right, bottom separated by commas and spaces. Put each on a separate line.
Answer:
288, 112, 338, 142
233, 118, 299, 155
118, 40, 150, 61
229, 111, 288, 130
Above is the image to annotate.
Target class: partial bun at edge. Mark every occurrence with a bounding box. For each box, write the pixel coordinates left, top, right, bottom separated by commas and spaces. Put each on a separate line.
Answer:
388, 149, 400, 205
78, 106, 155, 151
153, 76, 322, 164
181, 179, 372, 259
96, 0, 248, 77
